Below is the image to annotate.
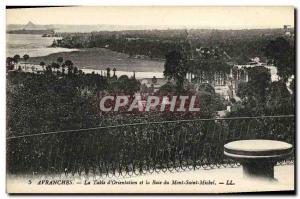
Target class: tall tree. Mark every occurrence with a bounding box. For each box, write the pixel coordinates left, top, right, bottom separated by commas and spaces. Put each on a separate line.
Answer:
51, 62, 60, 74
6, 57, 14, 71
23, 54, 29, 70
266, 80, 293, 114
57, 57, 64, 68
64, 60, 74, 75
73, 67, 79, 75
264, 37, 294, 81
106, 67, 111, 78
113, 68, 116, 77
13, 54, 20, 70
238, 66, 271, 104
164, 50, 187, 91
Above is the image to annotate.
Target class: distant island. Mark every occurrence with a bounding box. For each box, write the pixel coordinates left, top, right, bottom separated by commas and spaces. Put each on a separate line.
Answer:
7, 21, 55, 36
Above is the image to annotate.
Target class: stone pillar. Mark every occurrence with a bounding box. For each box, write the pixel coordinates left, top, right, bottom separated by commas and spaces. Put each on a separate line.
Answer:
242, 160, 276, 181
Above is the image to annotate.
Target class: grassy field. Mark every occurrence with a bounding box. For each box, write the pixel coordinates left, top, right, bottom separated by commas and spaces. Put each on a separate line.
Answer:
28, 48, 165, 72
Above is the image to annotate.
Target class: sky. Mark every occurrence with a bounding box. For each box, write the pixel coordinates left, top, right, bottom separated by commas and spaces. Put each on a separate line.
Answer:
6, 6, 295, 29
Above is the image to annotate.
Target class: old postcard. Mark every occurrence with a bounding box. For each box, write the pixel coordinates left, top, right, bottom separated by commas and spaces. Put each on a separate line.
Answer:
6, 6, 295, 193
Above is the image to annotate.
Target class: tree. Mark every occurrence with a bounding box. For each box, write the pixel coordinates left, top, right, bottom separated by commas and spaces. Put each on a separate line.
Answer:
13, 54, 20, 62
152, 76, 157, 84
128, 78, 141, 95
164, 50, 187, 91
190, 55, 231, 85
231, 65, 239, 80
51, 62, 60, 74
61, 63, 67, 75
23, 54, 29, 70
197, 83, 215, 94
106, 67, 111, 78
13, 54, 20, 70
45, 64, 52, 73
57, 57, 64, 67
266, 80, 293, 114
113, 68, 116, 77
159, 82, 176, 95
113, 75, 140, 95
238, 66, 271, 105
195, 83, 226, 115
39, 61, 46, 71
230, 66, 292, 116
6, 57, 14, 71
264, 37, 294, 81
64, 60, 74, 75
73, 67, 78, 75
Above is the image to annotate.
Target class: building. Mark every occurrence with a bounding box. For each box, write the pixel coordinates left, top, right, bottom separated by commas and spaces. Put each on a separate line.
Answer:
186, 57, 278, 100
140, 77, 169, 93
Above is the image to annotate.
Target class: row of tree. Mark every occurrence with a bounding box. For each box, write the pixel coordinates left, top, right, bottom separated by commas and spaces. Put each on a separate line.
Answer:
51, 28, 289, 63
162, 36, 294, 117
6, 54, 29, 71
229, 37, 295, 116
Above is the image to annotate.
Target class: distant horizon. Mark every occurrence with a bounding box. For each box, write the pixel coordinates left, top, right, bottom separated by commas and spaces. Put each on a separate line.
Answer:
7, 21, 294, 31
6, 7, 294, 30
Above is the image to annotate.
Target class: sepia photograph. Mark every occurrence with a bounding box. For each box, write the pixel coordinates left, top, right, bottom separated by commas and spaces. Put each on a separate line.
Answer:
5, 6, 295, 194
